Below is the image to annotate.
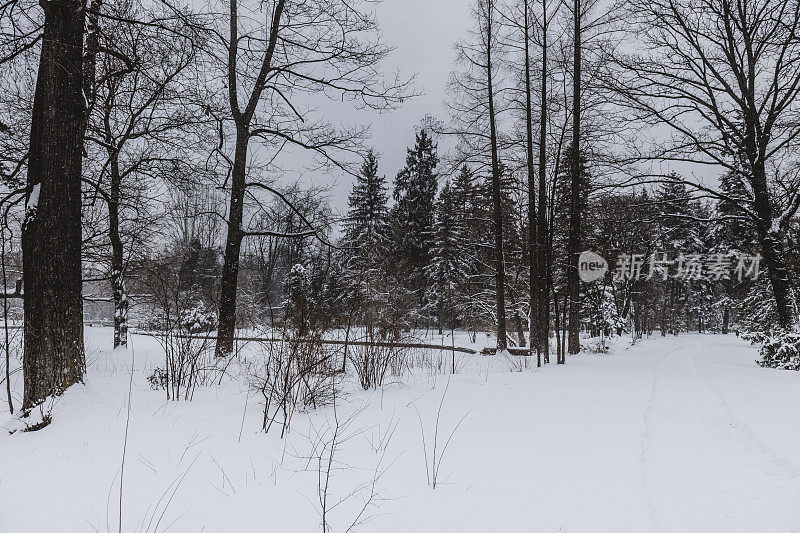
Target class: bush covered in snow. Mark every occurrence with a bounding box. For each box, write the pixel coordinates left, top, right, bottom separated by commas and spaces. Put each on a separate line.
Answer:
180, 305, 217, 333
755, 331, 800, 370
146, 367, 169, 390
734, 278, 779, 335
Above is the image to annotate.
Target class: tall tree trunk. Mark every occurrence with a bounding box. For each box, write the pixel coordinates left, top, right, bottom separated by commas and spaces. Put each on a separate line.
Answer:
523, 0, 538, 359
83, 0, 102, 114
3, 228, 14, 414
566, 0, 582, 355
215, 0, 285, 357
486, 0, 507, 351
553, 287, 561, 362
22, 0, 86, 409
750, 161, 795, 329
109, 156, 128, 348
536, 0, 550, 363
215, 131, 248, 357
508, 288, 526, 346
722, 307, 729, 334
759, 230, 794, 329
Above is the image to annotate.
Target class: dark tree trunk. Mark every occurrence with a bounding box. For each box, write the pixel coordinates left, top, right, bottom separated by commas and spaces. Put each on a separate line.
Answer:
215, 1, 286, 357
22, 0, 86, 409
722, 307, 729, 334
566, 0, 582, 356
523, 0, 538, 360
215, 132, 248, 357
486, 0, 507, 351
759, 230, 794, 329
109, 157, 128, 348
536, 0, 550, 363
750, 156, 795, 329
509, 289, 526, 346
553, 288, 561, 362
561, 293, 568, 358
82, 0, 102, 114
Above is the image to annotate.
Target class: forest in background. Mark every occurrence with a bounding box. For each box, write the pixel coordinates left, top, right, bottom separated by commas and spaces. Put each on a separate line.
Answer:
2, 0, 800, 418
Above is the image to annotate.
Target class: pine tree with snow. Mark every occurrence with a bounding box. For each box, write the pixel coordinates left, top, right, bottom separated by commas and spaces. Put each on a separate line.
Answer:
424, 180, 472, 332
392, 129, 439, 305
285, 263, 310, 336
342, 150, 392, 331
452, 161, 526, 341
449, 165, 485, 337
344, 150, 390, 262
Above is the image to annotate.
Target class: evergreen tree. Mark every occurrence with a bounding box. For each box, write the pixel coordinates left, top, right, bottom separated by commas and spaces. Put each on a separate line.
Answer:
344, 150, 390, 261
653, 180, 718, 333
714, 168, 773, 333
450, 165, 485, 338
285, 263, 310, 336
552, 146, 590, 357
392, 129, 439, 306
343, 150, 392, 330
425, 181, 471, 332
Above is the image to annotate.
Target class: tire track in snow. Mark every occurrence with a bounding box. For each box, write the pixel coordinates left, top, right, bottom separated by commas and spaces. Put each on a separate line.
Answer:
641, 343, 800, 532
689, 350, 800, 482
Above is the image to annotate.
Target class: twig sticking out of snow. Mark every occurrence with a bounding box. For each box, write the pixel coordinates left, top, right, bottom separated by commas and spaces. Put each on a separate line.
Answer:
415, 377, 471, 489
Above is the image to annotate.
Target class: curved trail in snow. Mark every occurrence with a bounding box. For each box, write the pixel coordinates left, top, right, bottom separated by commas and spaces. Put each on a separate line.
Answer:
641, 339, 800, 532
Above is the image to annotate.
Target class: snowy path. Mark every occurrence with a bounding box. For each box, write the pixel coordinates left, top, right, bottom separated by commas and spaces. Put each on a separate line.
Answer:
642, 337, 800, 532
1, 331, 799, 532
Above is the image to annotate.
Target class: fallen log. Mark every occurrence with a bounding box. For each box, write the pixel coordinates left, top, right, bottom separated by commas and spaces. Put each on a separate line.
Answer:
129, 330, 479, 355
480, 346, 532, 356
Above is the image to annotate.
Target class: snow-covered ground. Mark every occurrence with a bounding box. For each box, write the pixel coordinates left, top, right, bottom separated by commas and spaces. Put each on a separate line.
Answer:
1, 330, 799, 532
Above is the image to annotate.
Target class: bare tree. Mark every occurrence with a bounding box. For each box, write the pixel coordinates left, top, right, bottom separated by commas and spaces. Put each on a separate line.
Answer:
505, 0, 557, 361
207, 0, 410, 357
607, 0, 800, 329
535, 0, 555, 362
486, 0, 509, 351
565, 0, 584, 355
448, 0, 510, 351
83, 0, 205, 348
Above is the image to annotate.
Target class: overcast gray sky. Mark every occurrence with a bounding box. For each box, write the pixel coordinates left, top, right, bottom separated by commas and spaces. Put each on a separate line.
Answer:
301, 0, 472, 211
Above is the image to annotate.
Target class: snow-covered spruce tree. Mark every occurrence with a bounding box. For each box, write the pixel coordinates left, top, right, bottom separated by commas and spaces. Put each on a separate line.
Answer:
457, 160, 522, 345
489, 161, 528, 347
285, 263, 311, 337
711, 168, 762, 334
584, 283, 625, 340
424, 180, 471, 333
551, 145, 590, 359
756, 329, 800, 371
735, 277, 779, 337
450, 165, 485, 339
653, 180, 719, 333
342, 150, 392, 332
344, 151, 390, 268
391, 129, 439, 310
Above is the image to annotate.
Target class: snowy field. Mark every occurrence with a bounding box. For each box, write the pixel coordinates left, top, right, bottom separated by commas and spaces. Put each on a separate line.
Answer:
2, 329, 800, 532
